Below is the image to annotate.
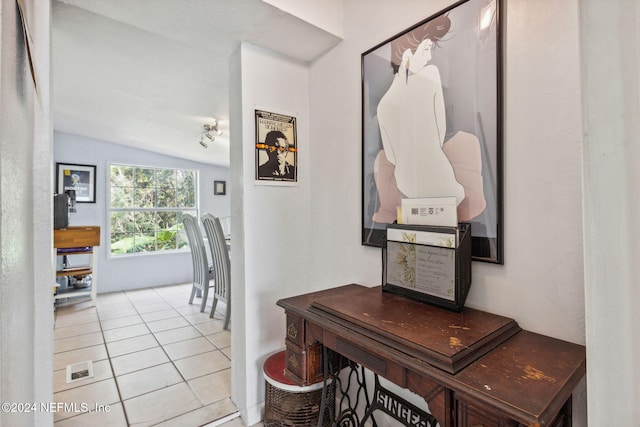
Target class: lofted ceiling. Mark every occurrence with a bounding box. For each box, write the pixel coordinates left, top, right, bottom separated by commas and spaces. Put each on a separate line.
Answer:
52, 0, 341, 167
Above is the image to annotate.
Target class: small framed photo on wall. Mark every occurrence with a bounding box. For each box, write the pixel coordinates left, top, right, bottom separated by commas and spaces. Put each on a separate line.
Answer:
214, 180, 226, 195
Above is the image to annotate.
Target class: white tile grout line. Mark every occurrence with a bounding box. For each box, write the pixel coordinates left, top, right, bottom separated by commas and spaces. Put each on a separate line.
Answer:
205, 410, 241, 427
96, 291, 133, 426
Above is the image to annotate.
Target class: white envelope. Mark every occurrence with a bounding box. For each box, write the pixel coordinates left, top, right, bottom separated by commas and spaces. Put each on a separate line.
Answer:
401, 197, 458, 227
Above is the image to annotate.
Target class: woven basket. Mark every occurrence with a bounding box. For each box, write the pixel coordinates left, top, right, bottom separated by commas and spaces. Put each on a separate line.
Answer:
264, 379, 335, 427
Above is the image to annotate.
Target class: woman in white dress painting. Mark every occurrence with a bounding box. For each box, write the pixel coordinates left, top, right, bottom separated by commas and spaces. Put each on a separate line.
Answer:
373, 14, 486, 224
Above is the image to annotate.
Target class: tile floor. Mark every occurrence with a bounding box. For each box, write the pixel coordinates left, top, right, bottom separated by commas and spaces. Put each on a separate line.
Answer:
53, 283, 259, 427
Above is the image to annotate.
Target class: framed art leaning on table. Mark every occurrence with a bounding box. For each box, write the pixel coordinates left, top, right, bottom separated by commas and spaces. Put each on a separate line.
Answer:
361, 0, 504, 263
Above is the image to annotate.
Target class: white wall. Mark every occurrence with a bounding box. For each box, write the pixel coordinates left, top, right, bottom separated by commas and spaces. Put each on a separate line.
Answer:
0, 1, 54, 426
261, 0, 344, 38
54, 131, 231, 293
580, 0, 640, 424
230, 43, 311, 424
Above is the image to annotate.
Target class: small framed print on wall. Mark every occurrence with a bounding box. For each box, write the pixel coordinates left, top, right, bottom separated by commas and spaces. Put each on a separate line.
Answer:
254, 109, 298, 185
214, 180, 226, 195
56, 162, 97, 203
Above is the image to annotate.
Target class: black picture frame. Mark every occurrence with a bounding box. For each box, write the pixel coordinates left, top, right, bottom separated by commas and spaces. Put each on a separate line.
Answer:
361, 0, 503, 263
56, 162, 97, 203
214, 180, 226, 195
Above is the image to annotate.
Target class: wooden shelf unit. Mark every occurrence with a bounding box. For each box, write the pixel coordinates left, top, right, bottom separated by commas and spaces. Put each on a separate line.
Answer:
54, 226, 100, 306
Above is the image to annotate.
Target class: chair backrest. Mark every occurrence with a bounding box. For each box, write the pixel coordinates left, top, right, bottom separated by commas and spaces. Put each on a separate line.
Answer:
181, 213, 209, 291
201, 213, 230, 302
218, 216, 231, 239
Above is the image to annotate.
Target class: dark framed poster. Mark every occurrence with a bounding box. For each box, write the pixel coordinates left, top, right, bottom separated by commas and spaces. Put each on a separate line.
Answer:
255, 109, 298, 185
56, 163, 97, 203
361, 0, 503, 263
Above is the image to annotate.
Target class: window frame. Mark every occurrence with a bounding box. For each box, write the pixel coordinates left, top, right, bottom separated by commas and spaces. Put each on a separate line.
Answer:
107, 162, 199, 258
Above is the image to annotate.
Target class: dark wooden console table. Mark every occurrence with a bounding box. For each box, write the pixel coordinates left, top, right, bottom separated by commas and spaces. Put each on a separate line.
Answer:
277, 284, 586, 427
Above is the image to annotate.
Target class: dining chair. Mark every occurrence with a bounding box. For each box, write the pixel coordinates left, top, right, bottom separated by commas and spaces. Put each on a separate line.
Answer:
218, 215, 231, 239
182, 213, 214, 314
201, 213, 231, 329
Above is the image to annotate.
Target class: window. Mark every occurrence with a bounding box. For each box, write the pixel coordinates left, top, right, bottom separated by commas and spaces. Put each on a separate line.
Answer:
109, 164, 197, 255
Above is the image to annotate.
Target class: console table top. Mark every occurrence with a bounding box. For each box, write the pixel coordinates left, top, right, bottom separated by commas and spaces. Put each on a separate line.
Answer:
309, 284, 520, 374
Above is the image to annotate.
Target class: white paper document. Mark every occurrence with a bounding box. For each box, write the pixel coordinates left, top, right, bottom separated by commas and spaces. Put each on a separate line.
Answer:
387, 227, 457, 249
401, 197, 458, 227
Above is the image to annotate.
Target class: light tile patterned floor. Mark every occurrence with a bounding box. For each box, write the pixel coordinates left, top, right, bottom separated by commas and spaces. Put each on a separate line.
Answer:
53, 283, 248, 426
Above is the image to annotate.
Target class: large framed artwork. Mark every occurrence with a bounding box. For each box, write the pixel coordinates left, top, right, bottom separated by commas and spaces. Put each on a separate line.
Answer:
361, 0, 503, 263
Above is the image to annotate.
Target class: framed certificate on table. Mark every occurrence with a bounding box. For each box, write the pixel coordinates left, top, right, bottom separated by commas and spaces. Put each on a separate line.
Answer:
383, 223, 472, 312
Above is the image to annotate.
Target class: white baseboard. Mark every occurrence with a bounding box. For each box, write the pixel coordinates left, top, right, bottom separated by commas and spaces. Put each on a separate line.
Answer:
242, 401, 264, 426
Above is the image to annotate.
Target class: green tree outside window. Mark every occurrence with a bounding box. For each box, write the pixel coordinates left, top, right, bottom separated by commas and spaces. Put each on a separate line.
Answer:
109, 164, 197, 255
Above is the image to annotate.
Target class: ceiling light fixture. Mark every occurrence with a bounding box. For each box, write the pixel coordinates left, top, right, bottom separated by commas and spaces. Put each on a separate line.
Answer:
203, 120, 223, 136
199, 135, 208, 148
198, 118, 223, 148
